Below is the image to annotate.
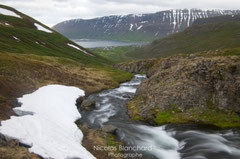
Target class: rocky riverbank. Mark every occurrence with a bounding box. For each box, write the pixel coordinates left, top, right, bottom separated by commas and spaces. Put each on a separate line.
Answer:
116, 53, 240, 128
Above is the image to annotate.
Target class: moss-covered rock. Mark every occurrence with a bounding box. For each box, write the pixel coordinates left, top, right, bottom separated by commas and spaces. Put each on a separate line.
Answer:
154, 102, 240, 128
126, 54, 240, 128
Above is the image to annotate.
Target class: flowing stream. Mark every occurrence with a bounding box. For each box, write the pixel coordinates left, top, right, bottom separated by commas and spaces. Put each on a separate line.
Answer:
80, 75, 240, 159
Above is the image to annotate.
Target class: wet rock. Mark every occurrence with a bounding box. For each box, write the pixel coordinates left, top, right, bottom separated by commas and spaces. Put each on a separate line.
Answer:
101, 125, 117, 133
79, 99, 96, 111
123, 94, 131, 99
76, 96, 85, 106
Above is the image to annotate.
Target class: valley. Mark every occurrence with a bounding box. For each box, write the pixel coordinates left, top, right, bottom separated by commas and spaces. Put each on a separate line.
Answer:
0, 2, 240, 159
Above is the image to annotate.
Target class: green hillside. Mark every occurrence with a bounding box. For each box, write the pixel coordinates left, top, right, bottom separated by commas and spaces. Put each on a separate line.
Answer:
128, 14, 240, 58
0, 4, 111, 66
0, 4, 133, 121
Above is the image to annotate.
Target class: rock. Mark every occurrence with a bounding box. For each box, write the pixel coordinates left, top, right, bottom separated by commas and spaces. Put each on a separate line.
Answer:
79, 99, 96, 111
0, 133, 7, 146
76, 96, 85, 106
123, 94, 131, 99
0, 133, 19, 147
101, 125, 117, 133
114, 59, 157, 74
126, 55, 240, 127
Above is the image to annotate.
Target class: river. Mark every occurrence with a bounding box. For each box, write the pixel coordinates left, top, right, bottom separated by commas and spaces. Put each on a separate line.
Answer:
80, 75, 240, 159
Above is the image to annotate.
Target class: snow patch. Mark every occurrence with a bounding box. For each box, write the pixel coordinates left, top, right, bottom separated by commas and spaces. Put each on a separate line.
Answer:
67, 43, 94, 56
12, 36, 20, 42
137, 25, 143, 30
129, 24, 134, 31
0, 85, 95, 159
34, 23, 53, 33
0, 8, 22, 18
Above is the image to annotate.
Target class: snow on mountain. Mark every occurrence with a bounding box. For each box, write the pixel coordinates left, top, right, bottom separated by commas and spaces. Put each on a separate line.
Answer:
53, 9, 240, 41
0, 85, 95, 159
0, 7, 22, 18
34, 23, 53, 33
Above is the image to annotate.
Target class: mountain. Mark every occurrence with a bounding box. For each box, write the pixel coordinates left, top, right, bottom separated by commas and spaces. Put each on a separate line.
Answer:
53, 9, 240, 42
128, 14, 240, 58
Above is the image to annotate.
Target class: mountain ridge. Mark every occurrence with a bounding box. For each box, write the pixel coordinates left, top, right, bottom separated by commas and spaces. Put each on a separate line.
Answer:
53, 9, 240, 42
126, 14, 240, 58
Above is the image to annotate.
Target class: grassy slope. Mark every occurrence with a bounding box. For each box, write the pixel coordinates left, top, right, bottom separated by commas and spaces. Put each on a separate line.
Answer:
0, 5, 133, 157
128, 15, 240, 59
0, 5, 111, 66
0, 4, 133, 120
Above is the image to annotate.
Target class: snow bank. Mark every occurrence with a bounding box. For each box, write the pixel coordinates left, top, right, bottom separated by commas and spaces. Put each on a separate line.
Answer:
0, 8, 22, 18
34, 23, 53, 33
0, 85, 95, 159
67, 43, 94, 56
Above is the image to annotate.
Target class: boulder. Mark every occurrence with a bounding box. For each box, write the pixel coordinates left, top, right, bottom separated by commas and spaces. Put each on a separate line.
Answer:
101, 125, 117, 133
80, 99, 96, 111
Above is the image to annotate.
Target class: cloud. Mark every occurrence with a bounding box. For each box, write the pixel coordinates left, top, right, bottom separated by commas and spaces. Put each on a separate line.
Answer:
1, 0, 239, 27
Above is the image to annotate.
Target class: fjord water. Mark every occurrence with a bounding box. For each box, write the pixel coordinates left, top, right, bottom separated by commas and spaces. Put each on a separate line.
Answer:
73, 39, 146, 48
80, 75, 240, 159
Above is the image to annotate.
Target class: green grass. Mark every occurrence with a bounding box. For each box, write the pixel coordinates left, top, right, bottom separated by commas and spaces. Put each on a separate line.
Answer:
0, 5, 134, 89
221, 48, 240, 56
91, 46, 141, 64
0, 4, 111, 67
129, 15, 240, 59
0, 5, 135, 122
106, 134, 121, 154
154, 101, 240, 129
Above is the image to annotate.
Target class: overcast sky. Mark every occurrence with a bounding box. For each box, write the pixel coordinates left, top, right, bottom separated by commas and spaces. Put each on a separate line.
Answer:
1, 0, 240, 27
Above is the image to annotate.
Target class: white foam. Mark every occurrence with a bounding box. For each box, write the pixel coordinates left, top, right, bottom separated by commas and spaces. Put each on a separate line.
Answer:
0, 85, 95, 159
134, 125, 180, 159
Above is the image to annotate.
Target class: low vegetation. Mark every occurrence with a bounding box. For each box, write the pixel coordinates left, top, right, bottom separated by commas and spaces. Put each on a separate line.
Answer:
154, 101, 240, 129
128, 15, 240, 59
91, 46, 140, 64
0, 53, 132, 120
122, 51, 240, 129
